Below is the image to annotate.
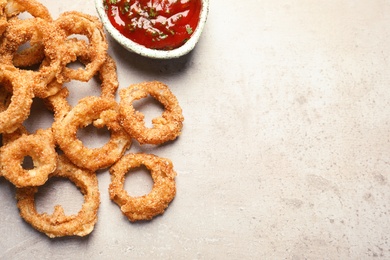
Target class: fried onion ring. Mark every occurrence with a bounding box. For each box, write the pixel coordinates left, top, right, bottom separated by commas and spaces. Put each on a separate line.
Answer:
119, 81, 184, 145
0, 129, 57, 188
0, 18, 66, 98
53, 96, 131, 171
16, 155, 100, 238
0, 66, 34, 134
109, 153, 176, 222
54, 11, 108, 83
4, 0, 52, 67
5, 0, 52, 21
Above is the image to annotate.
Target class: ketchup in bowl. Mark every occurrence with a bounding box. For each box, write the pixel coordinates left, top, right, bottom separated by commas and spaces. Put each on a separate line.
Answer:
103, 0, 202, 50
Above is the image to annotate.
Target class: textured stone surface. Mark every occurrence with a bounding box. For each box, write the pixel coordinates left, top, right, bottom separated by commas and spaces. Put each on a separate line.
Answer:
1, 0, 390, 259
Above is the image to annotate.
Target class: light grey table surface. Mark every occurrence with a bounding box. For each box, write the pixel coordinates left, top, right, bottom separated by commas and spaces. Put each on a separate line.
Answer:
1, 0, 390, 259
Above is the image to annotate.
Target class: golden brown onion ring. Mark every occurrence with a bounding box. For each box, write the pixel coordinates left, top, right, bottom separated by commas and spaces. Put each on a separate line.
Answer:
0, 129, 57, 188
54, 11, 108, 82
53, 96, 131, 171
109, 153, 176, 222
0, 18, 67, 98
119, 81, 184, 145
0, 66, 34, 134
4, 0, 52, 67
16, 155, 100, 238
5, 0, 52, 21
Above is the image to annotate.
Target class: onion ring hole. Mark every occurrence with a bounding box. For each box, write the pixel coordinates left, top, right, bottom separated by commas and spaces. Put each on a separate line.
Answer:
14, 42, 44, 70
65, 77, 106, 107
21, 155, 34, 170
76, 123, 111, 149
22, 97, 54, 133
124, 165, 154, 197
132, 94, 164, 128
64, 34, 89, 71
34, 176, 85, 216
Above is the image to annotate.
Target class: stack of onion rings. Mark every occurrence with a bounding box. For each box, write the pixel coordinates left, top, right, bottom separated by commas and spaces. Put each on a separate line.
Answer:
0, 0, 184, 237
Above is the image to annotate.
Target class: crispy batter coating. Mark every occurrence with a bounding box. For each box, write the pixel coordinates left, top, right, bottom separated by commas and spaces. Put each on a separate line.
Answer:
53, 96, 132, 171
0, 129, 57, 188
119, 81, 184, 145
109, 153, 177, 222
16, 155, 100, 238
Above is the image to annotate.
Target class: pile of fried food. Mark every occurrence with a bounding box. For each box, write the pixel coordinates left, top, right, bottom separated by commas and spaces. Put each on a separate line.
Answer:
0, 0, 184, 238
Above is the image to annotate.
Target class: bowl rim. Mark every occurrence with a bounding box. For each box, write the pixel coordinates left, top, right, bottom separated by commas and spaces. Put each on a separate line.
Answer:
95, 0, 209, 59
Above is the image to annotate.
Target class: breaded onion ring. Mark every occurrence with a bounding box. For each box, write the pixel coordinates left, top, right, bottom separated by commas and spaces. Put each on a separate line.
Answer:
109, 153, 176, 222
4, 0, 52, 67
119, 81, 184, 145
0, 66, 34, 134
0, 129, 57, 188
0, 18, 66, 98
54, 11, 108, 82
53, 96, 131, 171
16, 155, 100, 238
5, 0, 52, 21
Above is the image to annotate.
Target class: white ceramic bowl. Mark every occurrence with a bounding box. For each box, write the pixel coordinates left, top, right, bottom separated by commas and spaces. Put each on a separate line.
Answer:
95, 0, 209, 59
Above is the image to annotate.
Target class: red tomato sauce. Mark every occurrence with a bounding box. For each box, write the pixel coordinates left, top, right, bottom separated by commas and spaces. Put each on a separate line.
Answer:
104, 0, 202, 50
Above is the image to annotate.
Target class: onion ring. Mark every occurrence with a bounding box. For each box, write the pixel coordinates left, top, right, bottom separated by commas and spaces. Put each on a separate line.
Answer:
119, 81, 184, 145
16, 155, 100, 238
54, 11, 108, 83
53, 96, 132, 171
0, 18, 67, 98
0, 65, 34, 134
4, 0, 53, 67
5, 0, 52, 21
0, 129, 57, 188
109, 153, 177, 222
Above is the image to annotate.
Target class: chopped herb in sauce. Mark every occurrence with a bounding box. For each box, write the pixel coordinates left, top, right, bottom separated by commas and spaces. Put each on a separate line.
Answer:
104, 0, 202, 50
